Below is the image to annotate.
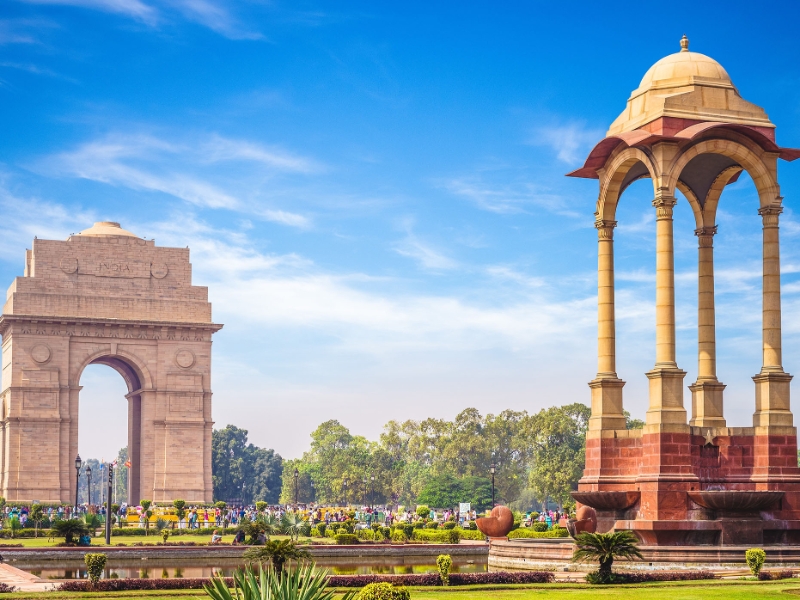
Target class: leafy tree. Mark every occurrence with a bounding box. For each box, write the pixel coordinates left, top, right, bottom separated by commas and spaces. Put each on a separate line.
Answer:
29, 504, 44, 538
528, 403, 591, 510
573, 531, 643, 583
624, 410, 645, 430
173, 499, 186, 522
212, 425, 283, 503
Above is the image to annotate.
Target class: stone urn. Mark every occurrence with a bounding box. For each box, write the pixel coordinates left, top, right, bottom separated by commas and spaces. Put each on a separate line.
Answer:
567, 505, 597, 538
476, 505, 514, 540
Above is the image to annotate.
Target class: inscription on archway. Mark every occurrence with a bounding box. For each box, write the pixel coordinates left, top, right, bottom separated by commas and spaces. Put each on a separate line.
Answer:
0, 222, 222, 503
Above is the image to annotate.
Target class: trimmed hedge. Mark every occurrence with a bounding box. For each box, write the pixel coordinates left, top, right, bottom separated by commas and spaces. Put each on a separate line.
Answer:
758, 569, 794, 581
508, 527, 568, 539
111, 526, 238, 537
411, 529, 459, 544
58, 571, 555, 592
611, 571, 716, 583
59, 578, 234, 592
335, 533, 359, 545
329, 572, 555, 587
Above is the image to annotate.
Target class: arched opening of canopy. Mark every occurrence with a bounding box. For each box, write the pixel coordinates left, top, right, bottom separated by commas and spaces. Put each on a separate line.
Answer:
596, 150, 657, 222
76, 354, 147, 506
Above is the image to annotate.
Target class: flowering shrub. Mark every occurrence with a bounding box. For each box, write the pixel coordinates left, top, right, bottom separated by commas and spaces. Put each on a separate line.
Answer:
60, 571, 556, 592
758, 569, 794, 581
593, 571, 715, 584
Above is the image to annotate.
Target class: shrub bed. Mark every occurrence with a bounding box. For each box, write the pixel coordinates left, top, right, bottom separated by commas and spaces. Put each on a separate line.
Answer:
508, 527, 568, 539
335, 533, 359, 545
758, 569, 794, 581
611, 571, 715, 583
411, 530, 459, 544
111, 526, 238, 537
58, 571, 555, 592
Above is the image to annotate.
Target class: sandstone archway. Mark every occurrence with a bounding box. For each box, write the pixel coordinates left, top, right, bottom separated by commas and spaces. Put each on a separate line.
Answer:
0, 222, 222, 504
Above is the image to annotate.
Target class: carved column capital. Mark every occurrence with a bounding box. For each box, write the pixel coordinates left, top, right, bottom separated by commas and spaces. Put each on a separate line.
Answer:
595, 220, 617, 240
759, 205, 783, 227
695, 226, 718, 247
652, 196, 677, 219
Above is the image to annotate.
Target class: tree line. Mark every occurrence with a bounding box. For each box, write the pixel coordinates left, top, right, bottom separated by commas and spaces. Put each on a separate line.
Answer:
271, 403, 634, 511
99, 403, 643, 508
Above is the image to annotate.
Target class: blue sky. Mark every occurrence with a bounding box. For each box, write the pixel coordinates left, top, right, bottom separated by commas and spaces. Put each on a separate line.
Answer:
3, 0, 800, 460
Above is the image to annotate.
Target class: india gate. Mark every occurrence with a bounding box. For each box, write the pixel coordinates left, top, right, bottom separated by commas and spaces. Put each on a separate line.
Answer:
0, 221, 222, 504
569, 36, 800, 546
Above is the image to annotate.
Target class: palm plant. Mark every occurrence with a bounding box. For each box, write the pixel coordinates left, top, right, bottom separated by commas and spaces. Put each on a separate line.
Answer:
243, 539, 311, 577
51, 518, 90, 546
204, 563, 356, 600
572, 530, 643, 583
281, 512, 310, 542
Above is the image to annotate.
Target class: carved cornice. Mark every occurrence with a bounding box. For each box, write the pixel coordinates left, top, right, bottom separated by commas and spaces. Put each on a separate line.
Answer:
695, 226, 718, 247
758, 204, 783, 227
0, 315, 223, 341
652, 195, 677, 219
595, 219, 617, 240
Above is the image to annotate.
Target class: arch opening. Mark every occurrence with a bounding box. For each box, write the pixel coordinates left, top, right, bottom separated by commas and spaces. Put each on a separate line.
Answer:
76, 355, 146, 506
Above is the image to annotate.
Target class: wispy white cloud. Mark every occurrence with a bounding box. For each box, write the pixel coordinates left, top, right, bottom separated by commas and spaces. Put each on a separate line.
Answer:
17, 0, 263, 40
393, 220, 457, 270
528, 121, 604, 165
35, 132, 316, 226
202, 135, 320, 173
164, 0, 262, 40
0, 61, 78, 82
441, 176, 578, 217
20, 0, 159, 25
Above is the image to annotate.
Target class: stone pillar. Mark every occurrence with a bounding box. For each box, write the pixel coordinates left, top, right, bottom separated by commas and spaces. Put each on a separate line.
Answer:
646, 194, 687, 429
588, 219, 625, 433
753, 205, 793, 430
689, 226, 726, 428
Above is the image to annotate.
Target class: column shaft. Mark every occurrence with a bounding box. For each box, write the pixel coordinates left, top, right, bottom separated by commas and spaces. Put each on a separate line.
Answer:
597, 220, 617, 377
697, 227, 717, 380
690, 226, 726, 428
646, 195, 687, 430
761, 206, 783, 371
588, 219, 625, 434
654, 197, 677, 367
752, 205, 793, 431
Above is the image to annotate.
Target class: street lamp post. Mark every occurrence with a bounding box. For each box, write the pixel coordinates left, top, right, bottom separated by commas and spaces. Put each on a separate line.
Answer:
293, 468, 299, 506
342, 478, 348, 507
74, 454, 82, 512
86, 465, 93, 509
105, 464, 113, 545
489, 464, 496, 508
362, 477, 367, 507
370, 475, 375, 510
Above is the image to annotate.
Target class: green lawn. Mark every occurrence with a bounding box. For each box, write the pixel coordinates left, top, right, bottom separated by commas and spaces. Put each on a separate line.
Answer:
6, 581, 800, 600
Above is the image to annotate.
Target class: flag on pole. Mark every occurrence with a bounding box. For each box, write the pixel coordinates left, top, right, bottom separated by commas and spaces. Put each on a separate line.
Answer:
124, 461, 131, 468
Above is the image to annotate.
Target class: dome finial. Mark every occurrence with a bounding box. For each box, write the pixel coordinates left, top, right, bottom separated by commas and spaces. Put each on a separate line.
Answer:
680, 34, 689, 52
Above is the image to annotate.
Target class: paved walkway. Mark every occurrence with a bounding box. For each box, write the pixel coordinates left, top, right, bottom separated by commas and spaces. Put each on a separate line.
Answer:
0, 563, 55, 592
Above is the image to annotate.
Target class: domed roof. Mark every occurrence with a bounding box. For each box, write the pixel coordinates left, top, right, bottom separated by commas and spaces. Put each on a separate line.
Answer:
76, 222, 140, 238
606, 36, 772, 136
636, 44, 732, 92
